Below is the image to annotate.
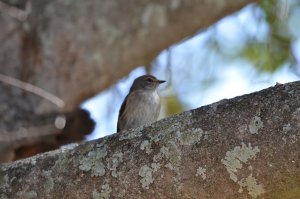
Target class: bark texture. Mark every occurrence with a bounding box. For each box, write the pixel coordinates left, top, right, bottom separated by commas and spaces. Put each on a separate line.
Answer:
1, 81, 300, 199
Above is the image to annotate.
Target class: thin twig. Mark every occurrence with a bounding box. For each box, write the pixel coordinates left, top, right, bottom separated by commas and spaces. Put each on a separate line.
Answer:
166, 47, 172, 85
0, 73, 65, 108
0, 125, 59, 143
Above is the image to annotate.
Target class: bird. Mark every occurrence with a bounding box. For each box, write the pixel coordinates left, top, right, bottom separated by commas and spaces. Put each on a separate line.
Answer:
117, 75, 165, 132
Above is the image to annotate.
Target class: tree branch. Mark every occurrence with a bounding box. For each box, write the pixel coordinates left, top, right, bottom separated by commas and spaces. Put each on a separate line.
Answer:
0, 73, 64, 108
0, 0, 257, 111
1, 81, 299, 198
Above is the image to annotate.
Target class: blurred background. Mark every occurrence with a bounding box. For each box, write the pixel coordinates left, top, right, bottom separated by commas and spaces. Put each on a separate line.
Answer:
83, 1, 300, 139
1, 0, 300, 162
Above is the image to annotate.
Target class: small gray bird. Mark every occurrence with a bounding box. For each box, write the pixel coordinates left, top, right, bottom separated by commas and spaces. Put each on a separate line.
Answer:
117, 75, 165, 132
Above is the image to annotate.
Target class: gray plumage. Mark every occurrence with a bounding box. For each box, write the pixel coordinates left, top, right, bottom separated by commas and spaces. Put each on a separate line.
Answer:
117, 75, 165, 132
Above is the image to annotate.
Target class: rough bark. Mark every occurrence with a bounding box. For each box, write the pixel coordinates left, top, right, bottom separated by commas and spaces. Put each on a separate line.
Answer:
1, 81, 300, 199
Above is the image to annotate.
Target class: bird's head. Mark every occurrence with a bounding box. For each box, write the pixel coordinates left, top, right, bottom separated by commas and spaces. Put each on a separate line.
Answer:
130, 75, 165, 92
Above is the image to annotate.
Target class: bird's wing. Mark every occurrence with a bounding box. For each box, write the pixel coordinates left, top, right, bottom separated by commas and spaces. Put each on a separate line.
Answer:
117, 94, 129, 132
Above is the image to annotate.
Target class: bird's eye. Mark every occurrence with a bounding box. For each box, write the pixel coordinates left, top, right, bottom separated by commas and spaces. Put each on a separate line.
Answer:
146, 78, 154, 82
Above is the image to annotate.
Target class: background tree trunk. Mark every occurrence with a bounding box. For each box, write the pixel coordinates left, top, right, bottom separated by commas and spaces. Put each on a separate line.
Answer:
1, 81, 299, 199
0, 0, 256, 162
1, 0, 256, 110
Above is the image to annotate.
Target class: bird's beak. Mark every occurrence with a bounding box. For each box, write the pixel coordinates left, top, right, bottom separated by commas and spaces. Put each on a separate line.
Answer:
157, 80, 166, 84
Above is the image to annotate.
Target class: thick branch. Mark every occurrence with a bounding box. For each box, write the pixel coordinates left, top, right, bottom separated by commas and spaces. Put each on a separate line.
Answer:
0, 0, 256, 111
1, 81, 300, 198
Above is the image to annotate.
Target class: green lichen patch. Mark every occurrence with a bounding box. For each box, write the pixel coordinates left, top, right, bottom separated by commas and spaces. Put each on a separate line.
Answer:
153, 146, 169, 162
150, 140, 183, 191
164, 163, 174, 170
78, 146, 107, 177
107, 152, 123, 178
222, 143, 264, 198
137, 163, 161, 190
151, 163, 161, 172
196, 166, 207, 180
178, 128, 205, 146
153, 141, 181, 172
282, 123, 298, 144
290, 134, 298, 143
238, 175, 265, 198
166, 141, 182, 170
140, 140, 153, 154
222, 143, 260, 182
139, 165, 154, 189
92, 162, 106, 177
249, 116, 264, 134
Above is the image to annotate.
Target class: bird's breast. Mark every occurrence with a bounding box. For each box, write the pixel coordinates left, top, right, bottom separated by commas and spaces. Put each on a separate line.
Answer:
134, 91, 160, 119
152, 91, 160, 104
